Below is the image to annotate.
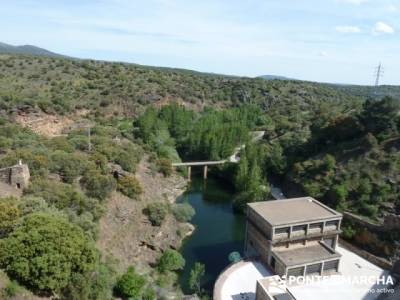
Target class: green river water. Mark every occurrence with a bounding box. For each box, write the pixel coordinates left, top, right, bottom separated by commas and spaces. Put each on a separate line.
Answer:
178, 176, 246, 294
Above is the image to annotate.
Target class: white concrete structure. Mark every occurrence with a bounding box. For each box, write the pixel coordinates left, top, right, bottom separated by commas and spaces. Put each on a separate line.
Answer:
215, 246, 392, 300
215, 261, 272, 300
288, 246, 390, 300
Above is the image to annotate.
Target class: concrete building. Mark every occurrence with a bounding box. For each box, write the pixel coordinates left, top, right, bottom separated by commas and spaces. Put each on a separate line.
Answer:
245, 197, 342, 279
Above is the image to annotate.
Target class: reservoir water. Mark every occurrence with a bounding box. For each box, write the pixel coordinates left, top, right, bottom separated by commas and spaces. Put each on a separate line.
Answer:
178, 176, 246, 294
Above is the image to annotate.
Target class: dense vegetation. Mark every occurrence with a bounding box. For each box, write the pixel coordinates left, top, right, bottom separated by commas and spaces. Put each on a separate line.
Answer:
0, 53, 399, 297
0, 118, 146, 298
271, 97, 400, 220
135, 104, 271, 211
0, 54, 368, 118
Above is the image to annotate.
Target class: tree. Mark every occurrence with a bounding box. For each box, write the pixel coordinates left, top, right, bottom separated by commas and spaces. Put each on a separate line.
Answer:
114, 267, 146, 300
360, 96, 400, 135
0, 198, 20, 237
157, 249, 185, 273
0, 213, 97, 294
189, 262, 205, 295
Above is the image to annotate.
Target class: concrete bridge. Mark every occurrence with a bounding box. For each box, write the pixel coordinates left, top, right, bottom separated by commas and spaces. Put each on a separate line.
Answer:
172, 131, 265, 181
172, 160, 227, 180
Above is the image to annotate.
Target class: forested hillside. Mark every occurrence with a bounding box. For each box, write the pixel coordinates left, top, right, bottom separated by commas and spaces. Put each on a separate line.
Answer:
0, 54, 365, 116
0, 53, 399, 298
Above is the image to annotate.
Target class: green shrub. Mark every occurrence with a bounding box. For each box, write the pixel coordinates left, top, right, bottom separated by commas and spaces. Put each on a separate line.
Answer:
0, 213, 97, 294
172, 203, 195, 222
142, 287, 157, 300
50, 151, 87, 183
342, 225, 356, 240
3, 281, 19, 298
157, 249, 185, 273
117, 176, 143, 199
0, 198, 20, 237
18, 196, 49, 216
80, 170, 116, 200
26, 179, 102, 217
115, 151, 137, 173
114, 267, 146, 299
143, 203, 169, 226
64, 261, 116, 300
157, 158, 173, 177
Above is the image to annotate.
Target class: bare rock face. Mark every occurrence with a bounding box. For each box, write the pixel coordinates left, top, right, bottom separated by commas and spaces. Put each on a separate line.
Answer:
383, 214, 400, 231
97, 157, 188, 272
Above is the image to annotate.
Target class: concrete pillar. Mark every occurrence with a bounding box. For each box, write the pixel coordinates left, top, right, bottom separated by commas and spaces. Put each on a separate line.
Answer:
203, 165, 208, 179
334, 234, 339, 250
321, 261, 325, 275
187, 166, 191, 181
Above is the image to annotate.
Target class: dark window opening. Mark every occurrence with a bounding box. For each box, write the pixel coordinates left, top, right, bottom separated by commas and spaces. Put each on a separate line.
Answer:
271, 256, 276, 270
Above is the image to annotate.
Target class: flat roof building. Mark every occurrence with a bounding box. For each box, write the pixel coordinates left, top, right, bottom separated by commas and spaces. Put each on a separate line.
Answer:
245, 197, 343, 280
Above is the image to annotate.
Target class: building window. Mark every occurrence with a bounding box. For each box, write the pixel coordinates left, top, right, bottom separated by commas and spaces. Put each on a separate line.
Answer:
306, 263, 322, 275
271, 256, 276, 270
287, 266, 305, 277
323, 260, 339, 272
275, 227, 290, 235
16, 183, 21, 189
309, 222, 323, 231
325, 220, 339, 230
291, 224, 307, 236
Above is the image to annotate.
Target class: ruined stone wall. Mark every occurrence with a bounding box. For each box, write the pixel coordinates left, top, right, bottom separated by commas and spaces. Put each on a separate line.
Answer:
0, 163, 30, 189
343, 211, 400, 232
0, 167, 11, 184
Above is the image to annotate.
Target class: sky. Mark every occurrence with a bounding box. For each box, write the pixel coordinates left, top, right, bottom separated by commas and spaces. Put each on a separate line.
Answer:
0, 0, 399, 85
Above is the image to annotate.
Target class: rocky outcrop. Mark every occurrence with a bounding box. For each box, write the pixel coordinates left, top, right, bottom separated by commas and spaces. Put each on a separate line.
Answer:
97, 157, 189, 272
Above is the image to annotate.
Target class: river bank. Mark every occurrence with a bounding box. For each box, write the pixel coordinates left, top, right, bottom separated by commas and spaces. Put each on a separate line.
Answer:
178, 176, 246, 295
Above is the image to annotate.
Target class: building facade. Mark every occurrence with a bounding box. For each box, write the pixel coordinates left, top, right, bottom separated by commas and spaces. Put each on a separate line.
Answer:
245, 197, 342, 278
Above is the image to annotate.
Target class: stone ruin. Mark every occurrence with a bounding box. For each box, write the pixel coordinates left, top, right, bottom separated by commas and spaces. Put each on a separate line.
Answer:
0, 160, 30, 190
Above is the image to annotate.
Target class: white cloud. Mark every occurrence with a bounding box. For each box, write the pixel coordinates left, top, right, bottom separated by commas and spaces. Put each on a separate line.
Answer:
385, 5, 399, 12
335, 26, 361, 33
338, 0, 368, 5
372, 22, 395, 35
319, 51, 328, 57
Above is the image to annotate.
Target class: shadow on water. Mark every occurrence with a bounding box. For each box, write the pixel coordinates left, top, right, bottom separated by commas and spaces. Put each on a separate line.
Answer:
178, 176, 245, 294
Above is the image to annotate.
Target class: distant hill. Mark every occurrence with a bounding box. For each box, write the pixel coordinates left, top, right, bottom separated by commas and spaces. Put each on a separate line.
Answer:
258, 74, 297, 81
0, 42, 66, 58
258, 74, 400, 100
328, 84, 400, 101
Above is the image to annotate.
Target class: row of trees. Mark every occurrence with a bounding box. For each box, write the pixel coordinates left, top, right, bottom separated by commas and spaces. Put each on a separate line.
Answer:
135, 103, 262, 161
233, 144, 270, 212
